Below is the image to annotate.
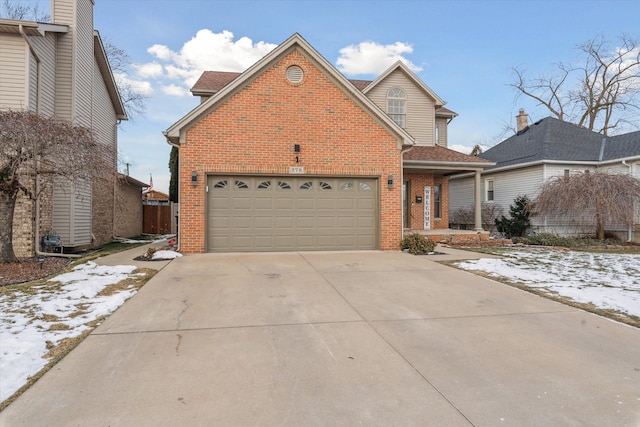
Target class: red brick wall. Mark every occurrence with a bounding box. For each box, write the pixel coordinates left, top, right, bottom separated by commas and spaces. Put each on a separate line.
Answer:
179, 48, 403, 253
406, 173, 449, 230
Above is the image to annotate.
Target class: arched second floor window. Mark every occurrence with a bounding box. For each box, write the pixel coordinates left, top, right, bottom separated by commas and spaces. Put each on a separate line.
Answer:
387, 88, 406, 128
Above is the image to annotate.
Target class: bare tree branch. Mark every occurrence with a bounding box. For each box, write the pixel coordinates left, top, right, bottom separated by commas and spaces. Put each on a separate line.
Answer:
511, 34, 640, 135
0, 110, 112, 262
104, 40, 148, 119
0, 0, 49, 21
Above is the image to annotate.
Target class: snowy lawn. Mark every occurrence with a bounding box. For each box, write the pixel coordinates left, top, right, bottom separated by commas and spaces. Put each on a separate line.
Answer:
453, 248, 640, 322
0, 261, 155, 406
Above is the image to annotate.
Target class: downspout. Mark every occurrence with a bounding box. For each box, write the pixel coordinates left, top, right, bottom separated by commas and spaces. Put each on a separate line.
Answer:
622, 160, 633, 242
165, 134, 181, 251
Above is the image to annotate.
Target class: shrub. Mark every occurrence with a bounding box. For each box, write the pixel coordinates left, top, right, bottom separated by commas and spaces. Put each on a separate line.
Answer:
450, 203, 504, 232
495, 195, 532, 239
401, 233, 436, 255
520, 233, 576, 247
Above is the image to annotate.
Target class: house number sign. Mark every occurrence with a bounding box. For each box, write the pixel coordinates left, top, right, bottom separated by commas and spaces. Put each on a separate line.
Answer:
289, 166, 305, 174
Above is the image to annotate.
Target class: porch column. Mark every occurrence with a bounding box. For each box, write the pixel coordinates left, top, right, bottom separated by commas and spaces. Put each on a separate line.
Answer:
474, 170, 483, 231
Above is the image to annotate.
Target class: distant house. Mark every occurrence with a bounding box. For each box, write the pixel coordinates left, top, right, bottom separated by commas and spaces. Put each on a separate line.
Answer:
115, 174, 147, 238
143, 190, 170, 206
0, 0, 127, 256
165, 33, 492, 253
449, 110, 640, 241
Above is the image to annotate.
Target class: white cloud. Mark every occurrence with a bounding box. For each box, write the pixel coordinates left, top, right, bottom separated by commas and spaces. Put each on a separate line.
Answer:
161, 84, 189, 97
147, 44, 173, 61
114, 72, 153, 96
141, 29, 277, 96
336, 41, 423, 76
134, 62, 163, 78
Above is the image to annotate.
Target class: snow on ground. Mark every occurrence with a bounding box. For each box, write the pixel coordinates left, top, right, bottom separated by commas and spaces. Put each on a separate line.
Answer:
0, 261, 143, 403
455, 249, 640, 318
152, 250, 182, 260
119, 234, 175, 244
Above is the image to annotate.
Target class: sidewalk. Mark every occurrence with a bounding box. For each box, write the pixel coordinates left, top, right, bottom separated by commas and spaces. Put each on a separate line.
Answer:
93, 241, 175, 270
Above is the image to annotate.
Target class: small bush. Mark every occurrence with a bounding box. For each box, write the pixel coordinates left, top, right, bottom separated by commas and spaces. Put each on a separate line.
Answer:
401, 233, 436, 255
521, 233, 628, 248
520, 233, 576, 247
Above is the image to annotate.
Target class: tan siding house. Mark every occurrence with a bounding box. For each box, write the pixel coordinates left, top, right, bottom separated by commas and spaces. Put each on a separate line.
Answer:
0, 0, 127, 257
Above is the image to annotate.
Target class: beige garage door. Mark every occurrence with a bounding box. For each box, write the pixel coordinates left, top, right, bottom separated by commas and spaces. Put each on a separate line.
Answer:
207, 176, 378, 252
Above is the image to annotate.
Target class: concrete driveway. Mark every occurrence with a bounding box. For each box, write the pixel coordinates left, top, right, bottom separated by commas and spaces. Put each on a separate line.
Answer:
1, 250, 639, 426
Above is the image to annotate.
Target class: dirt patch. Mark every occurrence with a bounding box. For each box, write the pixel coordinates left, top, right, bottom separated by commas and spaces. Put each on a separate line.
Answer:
0, 257, 70, 286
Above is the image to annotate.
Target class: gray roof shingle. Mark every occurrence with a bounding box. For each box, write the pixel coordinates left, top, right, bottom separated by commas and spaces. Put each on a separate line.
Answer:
480, 117, 640, 169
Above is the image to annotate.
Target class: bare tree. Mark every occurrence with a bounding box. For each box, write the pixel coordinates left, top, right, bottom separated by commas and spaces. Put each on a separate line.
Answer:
450, 203, 504, 233
104, 40, 147, 118
0, 110, 110, 262
534, 170, 640, 240
0, 0, 49, 21
511, 34, 640, 135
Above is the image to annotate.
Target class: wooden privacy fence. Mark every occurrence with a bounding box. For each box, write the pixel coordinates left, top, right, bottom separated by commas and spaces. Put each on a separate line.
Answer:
143, 205, 171, 234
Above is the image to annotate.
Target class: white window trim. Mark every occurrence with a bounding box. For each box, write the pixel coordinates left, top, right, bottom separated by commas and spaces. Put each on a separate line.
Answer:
485, 178, 494, 202
387, 87, 406, 128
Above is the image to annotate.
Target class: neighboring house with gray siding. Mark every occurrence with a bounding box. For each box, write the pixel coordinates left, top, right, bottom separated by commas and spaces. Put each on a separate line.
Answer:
0, 0, 127, 257
449, 110, 640, 241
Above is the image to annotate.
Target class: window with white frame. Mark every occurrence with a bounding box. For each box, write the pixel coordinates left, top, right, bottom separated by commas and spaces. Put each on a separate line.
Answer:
387, 88, 406, 127
435, 123, 440, 145
486, 178, 494, 202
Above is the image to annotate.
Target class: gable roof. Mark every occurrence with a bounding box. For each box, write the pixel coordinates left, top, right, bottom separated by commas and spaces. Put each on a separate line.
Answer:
191, 71, 242, 96
606, 130, 640, 161
479, 117, 640, 170
166, 33, 415, 147
362, 60, 446, 106
94, 30, 127, 120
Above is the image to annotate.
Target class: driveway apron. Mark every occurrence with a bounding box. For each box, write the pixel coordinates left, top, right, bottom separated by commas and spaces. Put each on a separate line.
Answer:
1, 251, 639, 426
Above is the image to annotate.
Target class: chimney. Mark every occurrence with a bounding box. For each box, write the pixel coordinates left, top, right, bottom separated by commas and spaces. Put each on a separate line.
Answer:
516, 109, 529, 132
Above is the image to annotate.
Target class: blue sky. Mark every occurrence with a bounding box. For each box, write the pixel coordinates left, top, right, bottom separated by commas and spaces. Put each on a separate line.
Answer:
20, 0, 640, 192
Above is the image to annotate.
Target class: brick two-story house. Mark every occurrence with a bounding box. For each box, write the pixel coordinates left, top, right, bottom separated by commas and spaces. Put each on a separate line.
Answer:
0, 0, 127, 256
165, 33, 491, 253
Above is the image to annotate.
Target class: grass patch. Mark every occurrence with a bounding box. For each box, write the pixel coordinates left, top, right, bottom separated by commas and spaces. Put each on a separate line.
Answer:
0, 268, 157, 411
443, 261, 640, 329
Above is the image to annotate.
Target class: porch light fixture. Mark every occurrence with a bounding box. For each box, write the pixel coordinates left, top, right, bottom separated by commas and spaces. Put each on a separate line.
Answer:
387, 175, 394, 189
191, 171, 198, 185
294, 144, 300, 163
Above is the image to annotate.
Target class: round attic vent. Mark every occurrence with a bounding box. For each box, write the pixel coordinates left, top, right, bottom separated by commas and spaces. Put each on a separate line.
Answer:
286, 65, 304, 84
